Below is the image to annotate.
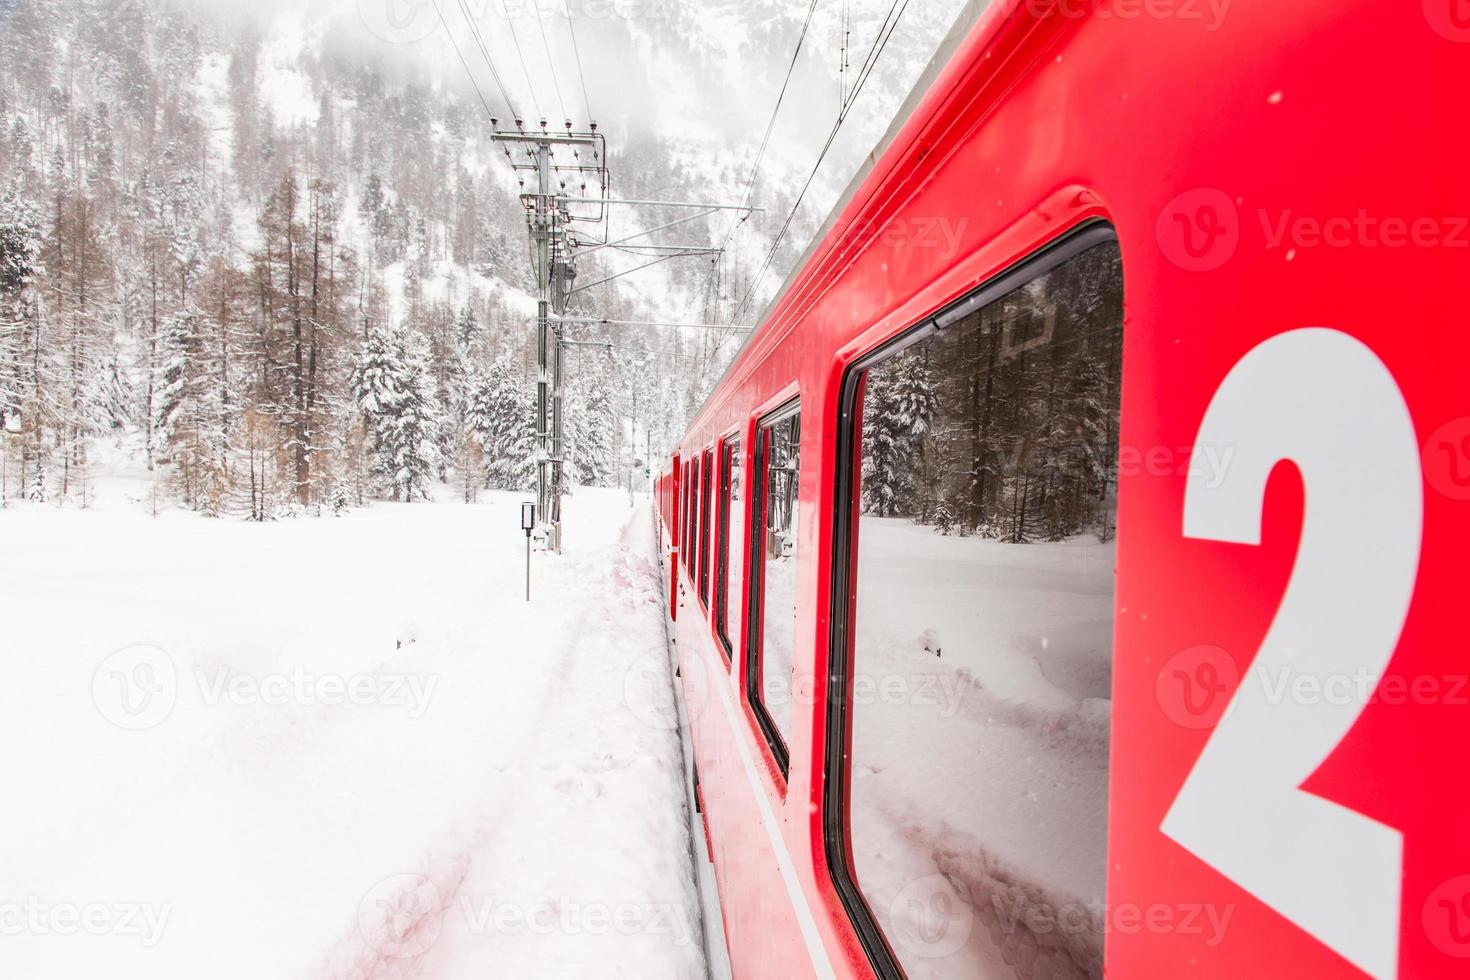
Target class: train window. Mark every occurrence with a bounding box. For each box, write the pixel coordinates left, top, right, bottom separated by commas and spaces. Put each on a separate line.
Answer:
682, 458, 693, 578
827, 231, 1123, 979
715, 436, 744, 661
699, 448, 714, 606
683, 458, 695, 573
747, 402, 801, 773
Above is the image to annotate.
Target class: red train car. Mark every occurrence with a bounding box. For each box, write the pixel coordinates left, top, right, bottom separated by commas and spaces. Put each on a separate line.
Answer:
656, 1, 1470, 976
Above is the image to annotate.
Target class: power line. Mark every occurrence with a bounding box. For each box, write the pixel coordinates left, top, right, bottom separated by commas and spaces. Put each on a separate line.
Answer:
551, 340, 729, 364
737, 0, 821, 213
839, 0, 851, 109
733, 0, 913, 323
846, 0, 906, 114
549, 317, 754, 333
687, 0, 821, 347
501, 0, 543, 120
534, 2, 568, 124
571, 250, 712, 295
451, 0, 518, 118
562, 0, 594, 124
429, 0, 498, 122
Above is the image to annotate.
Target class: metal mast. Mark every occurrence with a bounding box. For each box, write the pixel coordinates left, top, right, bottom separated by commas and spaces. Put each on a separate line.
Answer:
492, 121, 607, 551
495, 122, 758, 551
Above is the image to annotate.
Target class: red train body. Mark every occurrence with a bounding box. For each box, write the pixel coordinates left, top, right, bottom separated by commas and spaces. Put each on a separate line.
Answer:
656, 1, 1469, 976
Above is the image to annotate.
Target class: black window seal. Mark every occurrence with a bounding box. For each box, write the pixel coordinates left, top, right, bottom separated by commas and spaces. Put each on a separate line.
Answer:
745, 396, 801, 781
821, 220, 1119, 976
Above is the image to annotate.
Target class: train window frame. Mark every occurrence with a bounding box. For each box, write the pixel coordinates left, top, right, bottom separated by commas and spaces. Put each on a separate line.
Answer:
687, 455, 698, 576
821, 221, 1122, 977
714, 430, 744, 665
745, 398, 801, 781
699, 447, 714, 608
683, 457, 695, 574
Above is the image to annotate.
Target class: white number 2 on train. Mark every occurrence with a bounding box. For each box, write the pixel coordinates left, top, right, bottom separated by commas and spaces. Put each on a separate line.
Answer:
1161, 328, 1422, 979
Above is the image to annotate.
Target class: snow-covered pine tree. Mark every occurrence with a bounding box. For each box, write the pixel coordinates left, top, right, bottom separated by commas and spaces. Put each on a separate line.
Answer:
94, 352, 133, 432
351, 328, 440, 502
572, 384, 616, 488
26, 458, 47, 502
152, 310, 227, 512
0, 189, 42, 299
151, 312, 190, 462
933, 501, 957, 536
454, 304, 480, 356
457, 363, 492, 502
393, 351, 439, 502
0, 188, 43, 438
351, 328, 400, 480
617, 337, 658, 486
474, 355, 534, 491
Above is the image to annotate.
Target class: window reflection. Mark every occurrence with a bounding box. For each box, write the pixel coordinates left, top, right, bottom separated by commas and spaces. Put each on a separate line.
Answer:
759, 412, 800, 748
700, 449, 713, 603
846, 241, 1123, 979
718, 439, 744, 657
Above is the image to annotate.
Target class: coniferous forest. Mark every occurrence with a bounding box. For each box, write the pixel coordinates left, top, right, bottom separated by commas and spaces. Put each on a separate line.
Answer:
0, 0, 736, 517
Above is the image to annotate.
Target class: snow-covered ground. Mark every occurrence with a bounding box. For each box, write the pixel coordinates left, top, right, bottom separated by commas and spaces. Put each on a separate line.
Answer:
0, 487, 712, 979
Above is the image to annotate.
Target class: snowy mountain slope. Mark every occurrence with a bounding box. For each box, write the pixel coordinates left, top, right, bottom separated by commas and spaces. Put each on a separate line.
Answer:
0, 0, 971, 517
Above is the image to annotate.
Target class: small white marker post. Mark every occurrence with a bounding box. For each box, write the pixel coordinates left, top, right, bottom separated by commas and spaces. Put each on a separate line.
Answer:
521, 502, 536, 601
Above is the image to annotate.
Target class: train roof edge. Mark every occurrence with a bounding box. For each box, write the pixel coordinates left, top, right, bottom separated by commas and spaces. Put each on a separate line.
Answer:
678, 0, 991, 445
